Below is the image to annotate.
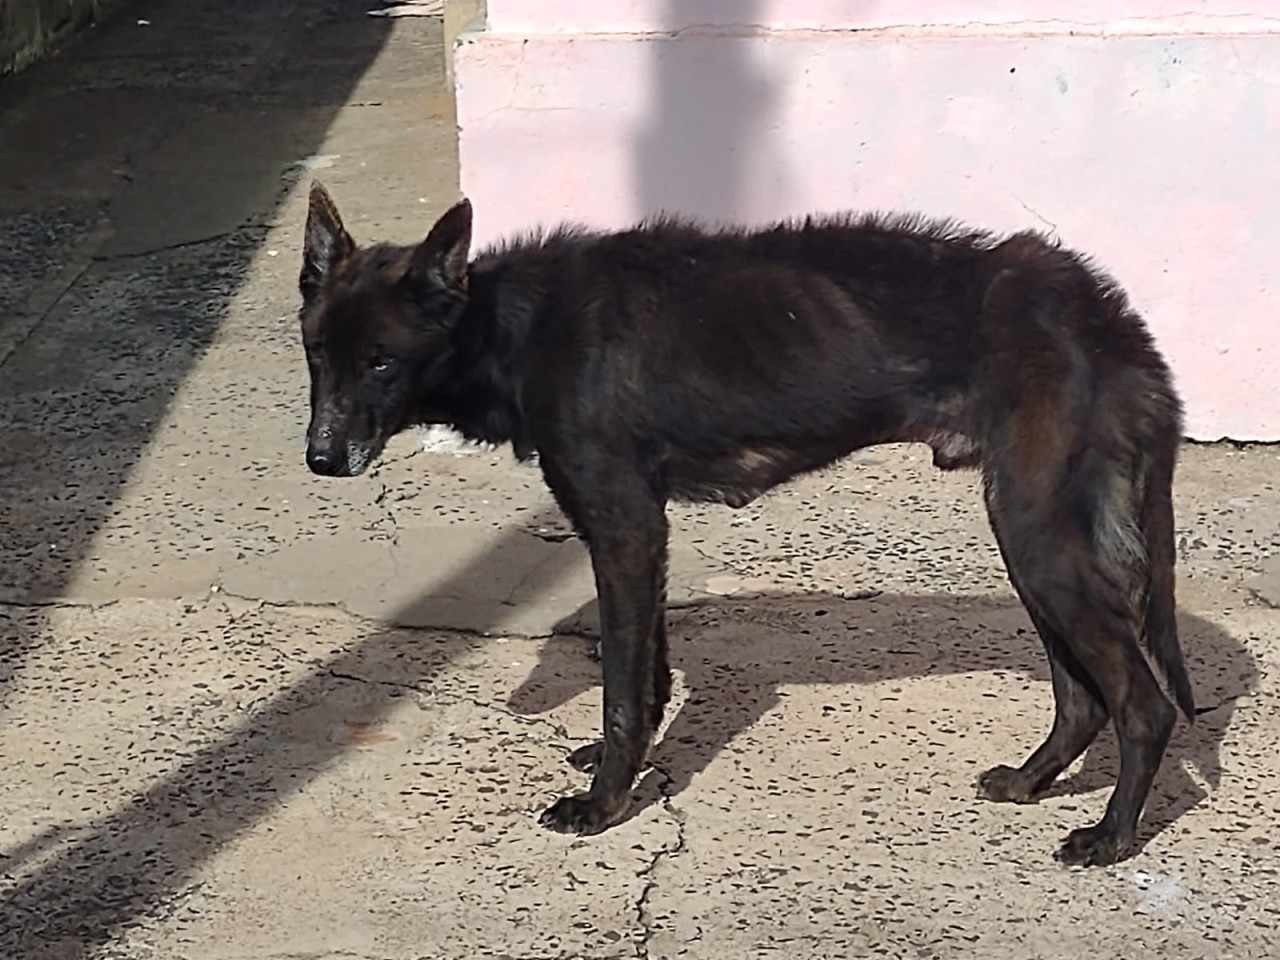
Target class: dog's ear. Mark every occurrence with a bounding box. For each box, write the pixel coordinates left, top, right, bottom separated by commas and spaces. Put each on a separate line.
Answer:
407, 198, 472, 293
301, 180, 355, 299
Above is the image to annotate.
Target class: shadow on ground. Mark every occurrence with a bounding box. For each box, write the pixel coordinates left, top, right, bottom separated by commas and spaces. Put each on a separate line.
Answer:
4, 576, 1253, 952
509, 593, 1256, 853
0, 0, 393, 696
0, 507, 584, 953
0, 0, 443, 951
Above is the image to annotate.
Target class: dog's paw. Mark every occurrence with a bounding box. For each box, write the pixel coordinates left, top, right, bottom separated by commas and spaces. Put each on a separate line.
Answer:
567, 742, 604, 773
1055, 824, 1129, 867
976, 764, 1037, 804
538, 792, 624, 835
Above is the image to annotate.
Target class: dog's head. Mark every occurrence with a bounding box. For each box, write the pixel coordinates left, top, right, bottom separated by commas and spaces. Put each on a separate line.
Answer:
297, 181, 472, 477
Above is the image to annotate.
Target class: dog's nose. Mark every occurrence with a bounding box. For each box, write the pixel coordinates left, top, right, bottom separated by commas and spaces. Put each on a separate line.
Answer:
306, 445, 344, 476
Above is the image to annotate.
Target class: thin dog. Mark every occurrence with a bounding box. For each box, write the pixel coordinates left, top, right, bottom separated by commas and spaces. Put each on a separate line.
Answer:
296, 181, 1193, 867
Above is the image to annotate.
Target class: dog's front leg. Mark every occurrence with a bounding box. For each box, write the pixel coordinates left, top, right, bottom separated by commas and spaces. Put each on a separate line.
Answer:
539, 502, 668, 835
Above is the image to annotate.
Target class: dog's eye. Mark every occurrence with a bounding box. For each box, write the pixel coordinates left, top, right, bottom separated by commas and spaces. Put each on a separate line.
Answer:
368, 356, 393, 373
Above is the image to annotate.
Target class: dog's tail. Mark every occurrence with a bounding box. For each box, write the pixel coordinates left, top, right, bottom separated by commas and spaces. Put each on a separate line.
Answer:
1136, 424, 1196, 722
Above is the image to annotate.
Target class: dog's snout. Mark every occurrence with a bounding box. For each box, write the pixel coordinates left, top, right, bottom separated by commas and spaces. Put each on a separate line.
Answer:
306, 443, 344, 476
306, 416, 347, 476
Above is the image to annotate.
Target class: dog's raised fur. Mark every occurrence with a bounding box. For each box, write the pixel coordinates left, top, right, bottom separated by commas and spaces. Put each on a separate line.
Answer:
297, 181, 1193, 866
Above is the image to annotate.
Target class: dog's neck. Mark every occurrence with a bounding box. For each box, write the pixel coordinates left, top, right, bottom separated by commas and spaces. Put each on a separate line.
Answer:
432, 257, 542, 459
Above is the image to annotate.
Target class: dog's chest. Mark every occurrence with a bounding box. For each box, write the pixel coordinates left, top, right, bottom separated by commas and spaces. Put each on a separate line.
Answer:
662, 444, 822, 508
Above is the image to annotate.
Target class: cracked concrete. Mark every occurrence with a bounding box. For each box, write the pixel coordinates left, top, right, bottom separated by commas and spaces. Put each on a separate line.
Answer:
635, 764, 689, 960
2, 1, 1280, 958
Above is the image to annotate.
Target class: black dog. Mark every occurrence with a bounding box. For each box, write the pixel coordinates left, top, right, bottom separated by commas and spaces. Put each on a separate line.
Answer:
297, 181, 1193, 866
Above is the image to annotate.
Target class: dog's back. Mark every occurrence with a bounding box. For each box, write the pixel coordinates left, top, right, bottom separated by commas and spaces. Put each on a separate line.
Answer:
509, 217, 1177, 515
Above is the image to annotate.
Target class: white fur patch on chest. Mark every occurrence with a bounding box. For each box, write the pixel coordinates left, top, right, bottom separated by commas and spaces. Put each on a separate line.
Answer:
417, 424, 492, 456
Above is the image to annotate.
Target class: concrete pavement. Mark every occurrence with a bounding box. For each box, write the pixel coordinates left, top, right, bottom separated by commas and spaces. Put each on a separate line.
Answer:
2, 3, 1279, 957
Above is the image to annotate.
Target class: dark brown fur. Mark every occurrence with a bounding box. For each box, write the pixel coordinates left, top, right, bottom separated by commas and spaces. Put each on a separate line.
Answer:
297, 181, 1193, 866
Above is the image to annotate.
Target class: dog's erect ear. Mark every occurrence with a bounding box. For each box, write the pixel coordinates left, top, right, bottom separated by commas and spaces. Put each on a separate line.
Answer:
301, 180, 355, 298
407, 198, 472, 292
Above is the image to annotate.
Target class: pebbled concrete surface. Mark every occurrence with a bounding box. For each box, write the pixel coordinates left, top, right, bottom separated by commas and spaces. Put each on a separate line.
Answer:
1, 3, 1279, 958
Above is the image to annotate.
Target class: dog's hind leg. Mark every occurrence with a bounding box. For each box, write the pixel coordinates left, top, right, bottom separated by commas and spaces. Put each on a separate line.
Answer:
1051, 605, 1173, 867
977, 606, 1109, 804
982, 477, 1175, 866
537, 458, 669, 835
978, 505, 1109, 802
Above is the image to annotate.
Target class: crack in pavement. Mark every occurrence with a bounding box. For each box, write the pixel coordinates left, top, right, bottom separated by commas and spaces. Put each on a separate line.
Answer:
326, 668, 576, 743
0, 216, 111, 372
687, 540, 745, 576
368, 471, 405, 548
504, 552, 551, 606
89, 230, 241, 261
633, 761, 688, 960
327, 662, 694, 958
0, 597, 121, 610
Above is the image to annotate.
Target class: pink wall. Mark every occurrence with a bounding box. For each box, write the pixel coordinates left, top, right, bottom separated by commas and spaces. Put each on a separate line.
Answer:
484, 1, 1280, 35
456, 5, 1280, 440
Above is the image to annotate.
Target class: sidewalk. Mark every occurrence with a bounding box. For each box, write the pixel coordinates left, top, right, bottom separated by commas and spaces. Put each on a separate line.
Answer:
1, 2, 1278, 957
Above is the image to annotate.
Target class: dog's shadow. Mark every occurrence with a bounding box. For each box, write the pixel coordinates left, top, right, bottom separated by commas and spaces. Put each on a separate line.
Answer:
507, 591, 1255, 848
